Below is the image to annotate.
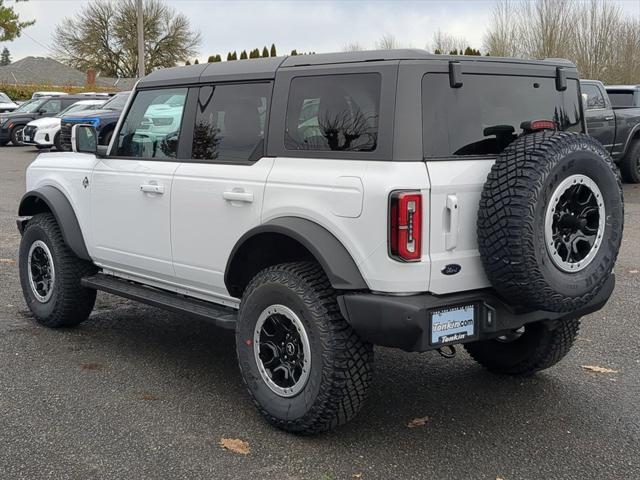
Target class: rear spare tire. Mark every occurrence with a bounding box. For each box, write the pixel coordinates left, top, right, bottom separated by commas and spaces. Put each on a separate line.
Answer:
478, 131, 623, 313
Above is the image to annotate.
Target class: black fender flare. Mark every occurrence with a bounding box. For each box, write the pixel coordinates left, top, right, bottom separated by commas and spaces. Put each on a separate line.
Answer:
225, 217, 368, 292
621, 123, 640, 158
18, 185, 90, 260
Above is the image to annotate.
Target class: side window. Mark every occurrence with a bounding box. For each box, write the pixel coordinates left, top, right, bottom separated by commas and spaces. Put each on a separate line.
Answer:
284, 73, 380, 152
582, 84, 606, 110
41, 99, 62, 114
113, 88, 187, 159
192, 83, 270, 162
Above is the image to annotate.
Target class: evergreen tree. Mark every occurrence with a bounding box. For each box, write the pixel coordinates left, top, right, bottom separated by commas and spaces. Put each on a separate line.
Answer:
240, 50, 248, 60
270, 43, 277, 57
185, 59, 191, 65
449, 49, 458, 55
214, 54, 222, 62
262, 46, 269, 57
249, 48, 260, 59
290, 49, 298, 56
434, 48, 441, 55
0, 47, 10, 66
194, 58, 199, 64
207, 55, 215, 63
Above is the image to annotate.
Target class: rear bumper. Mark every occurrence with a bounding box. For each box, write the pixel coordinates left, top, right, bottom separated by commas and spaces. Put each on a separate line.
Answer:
337, 275, 615, 352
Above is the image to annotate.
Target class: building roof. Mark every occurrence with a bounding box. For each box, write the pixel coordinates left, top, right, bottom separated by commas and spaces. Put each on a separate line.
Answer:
0, 56, 134, 90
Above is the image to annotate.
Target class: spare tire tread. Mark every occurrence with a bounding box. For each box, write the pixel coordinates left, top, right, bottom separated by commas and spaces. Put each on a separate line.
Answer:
478, 131, 622, 312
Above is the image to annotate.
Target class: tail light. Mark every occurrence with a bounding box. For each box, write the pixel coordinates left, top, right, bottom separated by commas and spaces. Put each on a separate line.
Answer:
389, 191, 422, 262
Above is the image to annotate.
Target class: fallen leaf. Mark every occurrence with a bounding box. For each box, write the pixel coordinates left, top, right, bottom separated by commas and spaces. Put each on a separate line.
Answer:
406, 416, 431, 428
352, 473, 363, 479
581, 365, 618, 374
0, 258, 15, 264
138, 392, 158, 401
219, 438, 250, 455
80, 362, 103, 371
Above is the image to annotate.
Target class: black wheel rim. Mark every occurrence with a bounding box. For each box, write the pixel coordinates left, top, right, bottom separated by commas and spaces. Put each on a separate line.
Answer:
253, 304, 311, 397
545, 174, 605, 272
27, 240, 55, 302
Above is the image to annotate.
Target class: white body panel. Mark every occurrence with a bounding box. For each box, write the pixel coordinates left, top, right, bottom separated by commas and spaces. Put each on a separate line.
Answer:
171, 158, 274, 302
425, 160, 494, 294
263, 157, 431, 293
89, 158, 179, 280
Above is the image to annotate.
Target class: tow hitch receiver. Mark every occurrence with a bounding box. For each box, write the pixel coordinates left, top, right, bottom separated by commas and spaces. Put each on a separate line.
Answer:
438, 345, 457, 358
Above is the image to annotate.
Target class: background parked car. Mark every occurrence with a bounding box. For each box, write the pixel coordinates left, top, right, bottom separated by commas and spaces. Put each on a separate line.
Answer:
31, 91, 68, 99
581, 80, 640, 182
60, 90, 130, 150
0, 94, 106, 146
0, 92, 19, 113
22, 99, 107, 150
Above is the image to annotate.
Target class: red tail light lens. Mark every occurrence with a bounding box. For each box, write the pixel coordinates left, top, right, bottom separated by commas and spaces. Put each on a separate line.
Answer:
389, 191, 422, 262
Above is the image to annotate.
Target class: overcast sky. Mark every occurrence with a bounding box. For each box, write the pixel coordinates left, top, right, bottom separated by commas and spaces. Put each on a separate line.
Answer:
7, 0, 640, 64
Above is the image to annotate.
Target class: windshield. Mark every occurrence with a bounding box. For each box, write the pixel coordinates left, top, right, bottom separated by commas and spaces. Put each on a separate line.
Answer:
103, 92, 130, 111
55, 102, 105, 118
0, 93, 12, 103
14, 99, 46, 113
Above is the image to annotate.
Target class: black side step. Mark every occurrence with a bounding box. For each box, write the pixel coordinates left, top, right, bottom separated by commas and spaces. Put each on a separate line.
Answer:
81, 273, 237, 329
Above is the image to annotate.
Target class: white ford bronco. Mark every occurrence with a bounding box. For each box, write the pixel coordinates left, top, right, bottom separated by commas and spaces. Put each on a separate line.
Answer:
17, 50, 624, 434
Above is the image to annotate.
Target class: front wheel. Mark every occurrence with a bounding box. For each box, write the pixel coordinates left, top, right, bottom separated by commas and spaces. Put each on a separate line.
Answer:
464, 319, 580, 376
10, 124, 25, 146
19, 213, 97, 328
620, 140, 640, 183
53, 131, 63, 151
236, 262, 373, 435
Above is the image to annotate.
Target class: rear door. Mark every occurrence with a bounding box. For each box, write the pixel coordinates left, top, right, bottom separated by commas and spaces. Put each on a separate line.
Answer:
170, 82, 273, 305
582, 82, 616, 153
417, 62, 584, 294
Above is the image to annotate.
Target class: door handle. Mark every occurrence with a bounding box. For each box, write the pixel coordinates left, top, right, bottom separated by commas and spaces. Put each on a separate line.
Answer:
140, 183, 165, 194
605, 115, 614, 121
223, 190, 254, 203
445, 194, 459, 251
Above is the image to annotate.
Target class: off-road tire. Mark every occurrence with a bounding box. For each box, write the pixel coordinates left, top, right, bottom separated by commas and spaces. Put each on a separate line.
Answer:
478, 131, 623, 313
53, 131, 62, 151
19, 213, 97, 327
236, 261, 373, 435
464, 318, 580, 376
10, 125, 25, 146
619, 139, 640, 184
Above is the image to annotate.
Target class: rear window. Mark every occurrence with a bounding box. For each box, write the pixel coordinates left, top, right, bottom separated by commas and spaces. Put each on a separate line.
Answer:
285, 73, 380, 152
422, 74, 583, 157
607, 90, 635, 108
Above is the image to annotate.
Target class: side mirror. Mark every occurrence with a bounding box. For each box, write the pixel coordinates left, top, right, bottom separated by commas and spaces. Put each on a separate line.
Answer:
71, 124, 98, 154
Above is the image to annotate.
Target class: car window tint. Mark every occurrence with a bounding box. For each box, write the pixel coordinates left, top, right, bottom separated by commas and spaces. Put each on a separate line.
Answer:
582, 84, 606, 110
422, 74, 583, 157
192, 83, 270, 162
113, 88, 187, 159
285, 73, 380, 152
41, 99, 62, 114
607, 91, 634, 108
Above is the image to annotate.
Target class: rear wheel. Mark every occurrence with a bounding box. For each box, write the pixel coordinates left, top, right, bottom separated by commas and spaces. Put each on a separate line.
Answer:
619, 139, 640, 183
464, 319, 580, 376
236, 262, 373, 435
10, 125, 25, 146
19, 213, 97, 328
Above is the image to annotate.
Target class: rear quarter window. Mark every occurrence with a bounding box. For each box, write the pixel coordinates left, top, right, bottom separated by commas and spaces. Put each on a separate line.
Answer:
422, 74, 583, 157
607, 91, 635, 108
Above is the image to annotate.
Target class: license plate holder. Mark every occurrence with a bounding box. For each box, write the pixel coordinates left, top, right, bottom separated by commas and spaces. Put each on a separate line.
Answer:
429, 304, 477, 346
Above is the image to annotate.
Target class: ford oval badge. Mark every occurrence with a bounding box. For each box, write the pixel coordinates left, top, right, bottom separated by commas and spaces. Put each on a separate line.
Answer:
441, 264, 461, 276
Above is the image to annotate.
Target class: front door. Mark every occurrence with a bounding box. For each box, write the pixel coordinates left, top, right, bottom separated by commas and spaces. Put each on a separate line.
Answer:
90, 87, 188, 283
171, 83, 273, 303
582, 82, 615, 153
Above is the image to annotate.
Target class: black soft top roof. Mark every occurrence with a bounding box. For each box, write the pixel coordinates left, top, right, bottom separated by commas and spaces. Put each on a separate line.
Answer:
137, 49, 577, 88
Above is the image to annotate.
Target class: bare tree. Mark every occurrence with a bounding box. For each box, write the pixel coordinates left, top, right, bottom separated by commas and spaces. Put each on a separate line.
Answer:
343, 41, 365, 52
483, 0, 519, 57
53, 0, 201, 78
430, 29, 468, 54
376, 34, 399, 50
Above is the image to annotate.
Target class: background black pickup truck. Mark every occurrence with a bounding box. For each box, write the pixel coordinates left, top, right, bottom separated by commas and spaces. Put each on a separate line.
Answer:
581, 80, 640, 182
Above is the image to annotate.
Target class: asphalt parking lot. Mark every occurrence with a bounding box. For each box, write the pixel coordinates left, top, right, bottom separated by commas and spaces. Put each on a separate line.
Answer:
0, 146, 638, 480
